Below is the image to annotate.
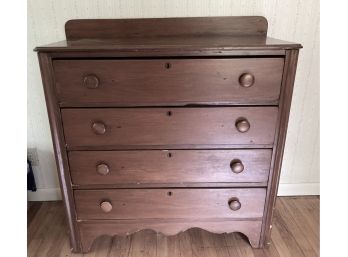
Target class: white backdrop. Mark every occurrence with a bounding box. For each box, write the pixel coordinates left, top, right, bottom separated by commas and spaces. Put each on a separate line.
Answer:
27, 0, 319, 200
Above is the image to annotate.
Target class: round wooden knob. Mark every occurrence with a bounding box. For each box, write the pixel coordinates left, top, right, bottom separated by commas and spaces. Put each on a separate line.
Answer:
235, 119, 250, 133
83, 74, 99, 89
96, 163, 109, 175
92, 122, 106, 135
239, 73, 255, 88
100, 201, 112, 213
230, 160, 244, 173
229, 199, 241, 211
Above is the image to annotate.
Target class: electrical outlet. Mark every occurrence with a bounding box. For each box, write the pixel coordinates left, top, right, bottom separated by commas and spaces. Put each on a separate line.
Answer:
27, 148, 39, 166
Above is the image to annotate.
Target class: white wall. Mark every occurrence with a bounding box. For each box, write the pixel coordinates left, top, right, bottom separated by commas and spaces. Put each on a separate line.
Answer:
27, 0, 319, 200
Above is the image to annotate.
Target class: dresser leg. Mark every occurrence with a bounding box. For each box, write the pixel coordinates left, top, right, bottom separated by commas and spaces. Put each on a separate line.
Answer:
69, 236, 83, 253
235, 224, 263, 248
247, 233, 262, 249
256, 232, 272, 249
79, 235, 96, 253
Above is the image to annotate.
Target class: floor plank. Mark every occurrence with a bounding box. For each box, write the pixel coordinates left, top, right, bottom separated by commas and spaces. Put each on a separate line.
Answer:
276, 199, 317, 257
27, 197, 319, 257
257, 239, 280, 257
233, 233, 255, 257
129, 230, 147, 257
27, 202, 43, 226
109, 235, 132, 257
224, 233, 242, 257
200, 229, 225, 257
143, 230, 157, 257
58, 237, 84, 257
281, 197, 320, 256
187, 229, 207, 257
178, 230, 194, 257
165, 235, 181, 257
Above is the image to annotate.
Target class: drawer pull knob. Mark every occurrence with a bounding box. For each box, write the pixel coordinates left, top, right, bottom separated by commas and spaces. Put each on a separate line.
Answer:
229, 199, 241, 211
92, 122, 106, 135
96, 163, 110, 175
230, 160, 244, 173
83, 74, 99, 89
239, 73, 255, 87
235, 118, 250, 133
100, 201, 113, 213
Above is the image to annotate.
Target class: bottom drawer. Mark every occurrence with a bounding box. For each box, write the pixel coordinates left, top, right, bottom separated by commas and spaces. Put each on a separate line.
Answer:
74, 188, 266, 220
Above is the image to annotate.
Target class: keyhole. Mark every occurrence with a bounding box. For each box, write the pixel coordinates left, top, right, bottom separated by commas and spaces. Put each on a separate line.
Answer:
165, 63, 171, 69
167, 111, 172, 116
167, 152, 172, 158
167, 191, 173, 196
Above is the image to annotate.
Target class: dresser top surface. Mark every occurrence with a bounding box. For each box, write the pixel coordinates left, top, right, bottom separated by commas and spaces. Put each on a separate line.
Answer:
35, 36, 301, 52
35, 17, 301, 52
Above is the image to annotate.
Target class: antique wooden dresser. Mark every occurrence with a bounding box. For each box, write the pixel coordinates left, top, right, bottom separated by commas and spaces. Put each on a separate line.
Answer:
35, 16, 301, 253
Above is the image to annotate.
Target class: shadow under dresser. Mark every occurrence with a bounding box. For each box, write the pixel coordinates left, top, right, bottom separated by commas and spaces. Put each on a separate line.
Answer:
35, 16, 302, 253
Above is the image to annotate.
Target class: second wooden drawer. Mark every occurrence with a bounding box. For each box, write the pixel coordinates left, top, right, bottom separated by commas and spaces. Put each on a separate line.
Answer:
61, 107, 278, 148
69, 149, 272, 185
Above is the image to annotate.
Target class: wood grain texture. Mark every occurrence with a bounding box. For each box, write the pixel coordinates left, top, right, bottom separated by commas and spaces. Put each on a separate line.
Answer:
71, 182, 268, 190
261, 50, 299, 247
53, 58, 284, 106
69, 149, 272, 185
27, 202, 42, 226
35, 37, 301, 53
27, 197, 319, 257
35, 15, 301, 253
37, 53, 81, 252
28, 1, 319, 201
78, 220, 263, 253
65, 16, 268, 40
35, 17, 300, 52
61, 107, 278, 148
74, 188, 266, 220
47, 49, 287, 59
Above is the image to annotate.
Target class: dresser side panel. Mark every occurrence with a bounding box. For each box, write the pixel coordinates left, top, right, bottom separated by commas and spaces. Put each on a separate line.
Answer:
260, 49, 299, 246
37, 52, 81, 252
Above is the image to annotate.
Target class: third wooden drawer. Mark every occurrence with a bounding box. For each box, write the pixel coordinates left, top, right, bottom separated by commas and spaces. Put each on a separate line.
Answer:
69, 149, 272, 185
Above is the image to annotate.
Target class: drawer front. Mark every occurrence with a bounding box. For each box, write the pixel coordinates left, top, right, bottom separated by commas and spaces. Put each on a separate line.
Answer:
69, 149, 272, 185
53, 58, 284, 106
61, 107, 278, 148
74, 188, 266, 220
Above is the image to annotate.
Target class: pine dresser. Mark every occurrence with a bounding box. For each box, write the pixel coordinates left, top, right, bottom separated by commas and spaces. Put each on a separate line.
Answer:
35, 16, 302, 253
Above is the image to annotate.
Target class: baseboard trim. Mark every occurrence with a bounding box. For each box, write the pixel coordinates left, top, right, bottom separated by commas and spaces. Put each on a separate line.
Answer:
27, 188, 62, 201
277, 183, 320, 196
27, 183, 319, 201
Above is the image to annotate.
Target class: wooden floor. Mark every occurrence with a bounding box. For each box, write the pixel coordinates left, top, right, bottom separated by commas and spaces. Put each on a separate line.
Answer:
27, 196, 319, 257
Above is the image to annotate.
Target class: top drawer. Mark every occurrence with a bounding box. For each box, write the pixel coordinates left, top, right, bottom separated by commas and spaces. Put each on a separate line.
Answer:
53, 58, 284, 106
